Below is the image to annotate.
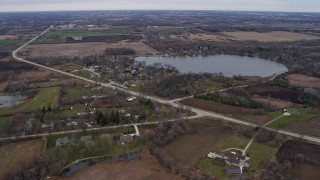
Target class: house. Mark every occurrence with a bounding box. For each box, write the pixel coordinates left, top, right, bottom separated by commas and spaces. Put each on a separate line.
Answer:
41, 122, 54, 129
120, 134, 134, 144
283, 108, 300, 115
56, 137, 69, 147
226, 167, 242, 175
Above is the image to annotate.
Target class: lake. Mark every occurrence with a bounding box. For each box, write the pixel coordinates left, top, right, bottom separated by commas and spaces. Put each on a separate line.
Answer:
135, 55, 288, 77
0, 95, 26, 108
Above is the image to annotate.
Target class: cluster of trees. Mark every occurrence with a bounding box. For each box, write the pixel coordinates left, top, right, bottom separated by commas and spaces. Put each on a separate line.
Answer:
141, 73, 239, 98
195, 92, 263, 109
104, 48, 136, 55
259, 160, 293, 180
95, 110, 120, 126
255, 128, 276, 143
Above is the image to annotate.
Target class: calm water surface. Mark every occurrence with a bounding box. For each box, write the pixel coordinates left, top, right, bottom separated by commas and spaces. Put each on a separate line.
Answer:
0, 95, 26, 108
135, 55, 288, 77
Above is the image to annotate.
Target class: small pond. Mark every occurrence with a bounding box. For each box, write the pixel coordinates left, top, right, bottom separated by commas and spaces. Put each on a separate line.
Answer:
60, 150, 141, 176
135, 55, 288, 77
0, 95, 26, 108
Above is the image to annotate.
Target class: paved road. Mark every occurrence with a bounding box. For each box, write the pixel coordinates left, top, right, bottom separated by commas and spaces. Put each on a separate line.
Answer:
6, 26, 320, 145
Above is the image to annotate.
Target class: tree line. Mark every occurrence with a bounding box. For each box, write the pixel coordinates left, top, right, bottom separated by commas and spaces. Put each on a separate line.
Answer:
195, 92, 263, 109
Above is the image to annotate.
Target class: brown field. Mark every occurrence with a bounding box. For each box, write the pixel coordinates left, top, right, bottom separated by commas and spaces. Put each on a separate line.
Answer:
283, 117, 320, 138
252, 95, 297, 109
276, 140, 320, 179
169, 33, 231, 42
52, 63, 83, 72
0, 35, 17, 40
163, 118, 234, 167
286, 74, 320, 88
59, 150, 182, 180
0, 139, 45, 179
224, 31, 320, 42
288, 162, 320, 179
23, 41, 159, 58
181, 98, 273, 125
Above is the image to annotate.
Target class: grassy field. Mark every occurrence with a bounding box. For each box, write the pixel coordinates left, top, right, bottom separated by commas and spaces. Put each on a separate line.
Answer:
0, 87, 61, 115
267, 108, 319, 129
0, 116, 11, 136
0, 39, 27, 44
46, 30, 122, 37
247, 142, 278, 173
197, 157, 231, 179
71, 70, 92, 79
215, 135, 250, 151
64, 86, 105, 102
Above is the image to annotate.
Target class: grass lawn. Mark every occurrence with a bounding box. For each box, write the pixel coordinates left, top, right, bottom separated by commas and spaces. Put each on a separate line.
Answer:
197, 157, 229, 179
46, 30, 122, 37
247, 142, 278, 173
215, 135, 250, 151
0, 39, 27, 44
0, 87, 61, 116
71, 70, 91, 79
0, 116, 12, 137
64, 86, 105, 102
267, 108, 319, 129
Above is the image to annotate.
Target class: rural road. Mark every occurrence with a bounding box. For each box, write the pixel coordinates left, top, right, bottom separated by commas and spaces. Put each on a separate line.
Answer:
5, 26, 320, 145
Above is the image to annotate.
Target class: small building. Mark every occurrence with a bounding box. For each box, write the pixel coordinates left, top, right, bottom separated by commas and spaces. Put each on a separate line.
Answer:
127, 96, 137, 102
80, 136, 92, 142
56, 137, 69, 147
226, 168, 242, 175
41, 122, 54, 129
120, 134, 134, 144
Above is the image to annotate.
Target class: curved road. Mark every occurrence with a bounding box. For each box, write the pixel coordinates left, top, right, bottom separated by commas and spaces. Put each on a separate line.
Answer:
6, 26, 320, 145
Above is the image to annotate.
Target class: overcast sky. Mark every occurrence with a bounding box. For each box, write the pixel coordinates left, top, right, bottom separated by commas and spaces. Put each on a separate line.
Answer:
0, 0, 319, 13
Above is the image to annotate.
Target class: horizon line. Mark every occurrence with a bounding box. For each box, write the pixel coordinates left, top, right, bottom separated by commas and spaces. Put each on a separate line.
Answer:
0, 9, 319, 14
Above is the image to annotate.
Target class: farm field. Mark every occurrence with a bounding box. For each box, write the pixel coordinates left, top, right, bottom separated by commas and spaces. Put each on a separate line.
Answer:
252, 96, 297, 109
163, 118, 234, 167
286, 74, 320, 88
0, 139, 45, 179
181, 98, 273, 125
23, 41, 159, 58
0, 86, 61, 116
276, 140, 320, 179
267, 108, 319, 129
61, 150, 182, 180
0, 39, 27, 44
283, 117, 320, 138
246, 84, 301, 103
224, 31, 320, 42
45, 30, 122, 37
0, 35, 17, 40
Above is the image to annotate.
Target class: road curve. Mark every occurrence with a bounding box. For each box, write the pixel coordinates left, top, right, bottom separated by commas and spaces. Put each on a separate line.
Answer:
7, 26, 320, 145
